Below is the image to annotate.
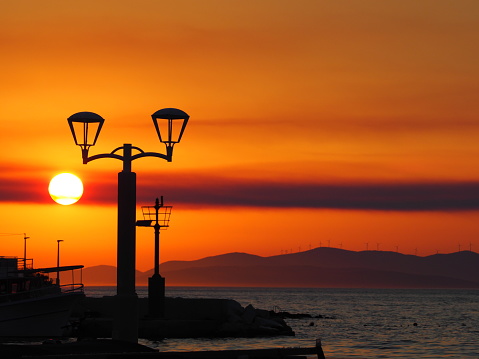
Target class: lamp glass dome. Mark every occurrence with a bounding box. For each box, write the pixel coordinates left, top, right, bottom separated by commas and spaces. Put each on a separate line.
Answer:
151, 108, 189, 146
67, 112, 105, 149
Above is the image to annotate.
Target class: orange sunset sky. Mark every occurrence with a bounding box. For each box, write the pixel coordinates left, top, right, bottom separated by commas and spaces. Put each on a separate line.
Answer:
1, 1, 479, 271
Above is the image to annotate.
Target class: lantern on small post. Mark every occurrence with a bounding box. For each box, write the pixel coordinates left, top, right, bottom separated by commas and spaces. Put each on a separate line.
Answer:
136, 196, 172, 318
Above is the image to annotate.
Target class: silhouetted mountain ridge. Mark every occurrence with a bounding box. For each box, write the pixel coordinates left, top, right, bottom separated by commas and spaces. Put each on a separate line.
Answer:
82, 248, 479, 288
161, 252, 265, 272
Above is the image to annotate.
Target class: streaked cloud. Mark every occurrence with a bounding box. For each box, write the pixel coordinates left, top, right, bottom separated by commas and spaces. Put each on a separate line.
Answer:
139, 175, 479, 211
1, 1, 479, 261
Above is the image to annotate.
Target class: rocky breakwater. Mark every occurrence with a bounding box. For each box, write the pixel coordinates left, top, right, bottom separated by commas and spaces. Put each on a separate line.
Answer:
73, 297, 294, 339
217, 302, 294, 338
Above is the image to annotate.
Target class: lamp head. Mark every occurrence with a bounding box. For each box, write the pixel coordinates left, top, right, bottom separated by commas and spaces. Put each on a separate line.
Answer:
151, 108, 189, 161
136, 220, 153, 227
67, 112, 105, 163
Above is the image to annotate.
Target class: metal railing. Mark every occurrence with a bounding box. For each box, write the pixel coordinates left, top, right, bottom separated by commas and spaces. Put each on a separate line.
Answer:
60, 283, 85, 294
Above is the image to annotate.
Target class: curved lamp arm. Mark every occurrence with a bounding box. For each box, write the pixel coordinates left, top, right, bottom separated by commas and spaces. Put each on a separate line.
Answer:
84, 153, 125, 164
84, 145, 170, 167
131, 152, 170, 162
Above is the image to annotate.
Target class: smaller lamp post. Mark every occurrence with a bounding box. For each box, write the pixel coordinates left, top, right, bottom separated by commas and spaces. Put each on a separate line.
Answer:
136, 197, 172, 317
56, 240, 64, 285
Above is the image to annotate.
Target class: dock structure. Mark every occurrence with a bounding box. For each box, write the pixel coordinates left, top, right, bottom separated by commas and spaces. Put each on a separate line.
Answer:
0, 338, 326, 359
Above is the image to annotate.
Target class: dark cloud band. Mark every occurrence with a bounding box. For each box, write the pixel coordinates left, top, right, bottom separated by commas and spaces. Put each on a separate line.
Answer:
3, 174, 478, 211
146, 180, 479, 211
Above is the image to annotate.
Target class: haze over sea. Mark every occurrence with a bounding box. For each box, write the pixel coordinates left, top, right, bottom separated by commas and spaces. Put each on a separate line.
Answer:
85, 286, 479, 358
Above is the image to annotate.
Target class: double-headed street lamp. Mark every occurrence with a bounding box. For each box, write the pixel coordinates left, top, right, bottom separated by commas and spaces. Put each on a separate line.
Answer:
67, 108, 189, 343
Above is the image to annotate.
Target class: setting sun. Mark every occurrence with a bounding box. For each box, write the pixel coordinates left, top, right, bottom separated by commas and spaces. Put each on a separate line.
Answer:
48, 173, 84, 205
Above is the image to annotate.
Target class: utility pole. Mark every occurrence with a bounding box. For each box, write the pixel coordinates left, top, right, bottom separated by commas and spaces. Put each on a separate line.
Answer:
56, 240, 64, 285
23, 233, 30, 270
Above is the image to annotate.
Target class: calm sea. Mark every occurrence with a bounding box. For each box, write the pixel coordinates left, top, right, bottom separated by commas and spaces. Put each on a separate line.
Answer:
84, 287, 479, 359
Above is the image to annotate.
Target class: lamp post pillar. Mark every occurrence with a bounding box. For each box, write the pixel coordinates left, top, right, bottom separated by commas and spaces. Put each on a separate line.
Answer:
154, 198, 161, 276
113, 144, 139, 342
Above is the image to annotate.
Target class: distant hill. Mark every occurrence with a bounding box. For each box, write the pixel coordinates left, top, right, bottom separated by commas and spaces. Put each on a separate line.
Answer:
82, 248, 479, 288
83, 265, 143, 286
